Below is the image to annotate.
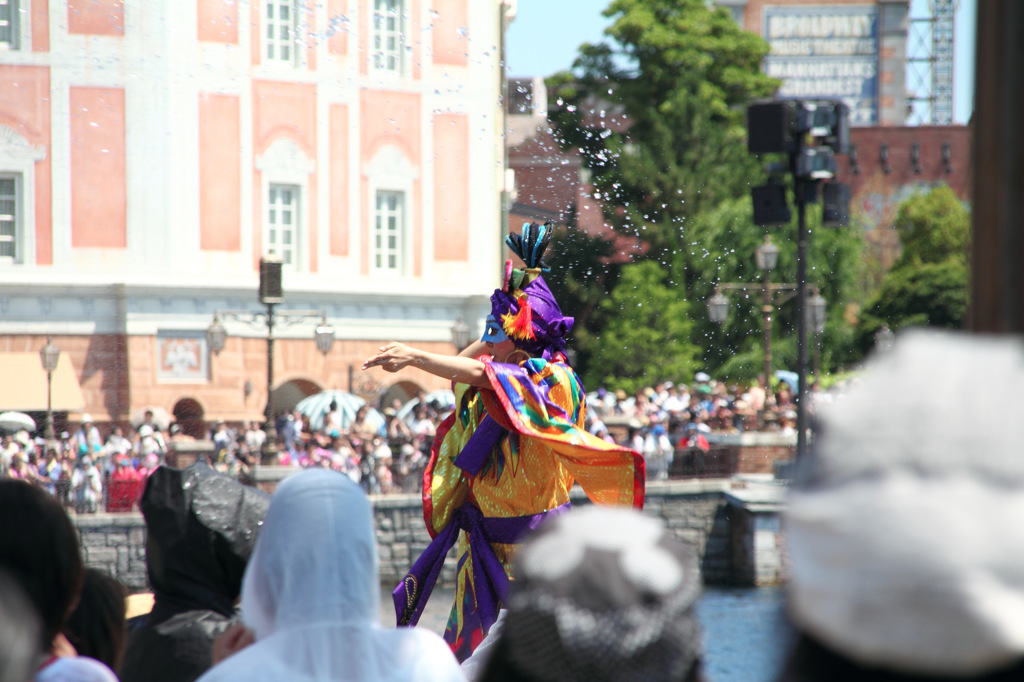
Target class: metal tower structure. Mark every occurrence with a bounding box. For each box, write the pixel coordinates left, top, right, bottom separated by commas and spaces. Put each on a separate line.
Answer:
907, 0, 957, 125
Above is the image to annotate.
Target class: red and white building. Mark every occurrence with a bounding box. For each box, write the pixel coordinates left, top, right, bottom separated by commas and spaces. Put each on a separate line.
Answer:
0, 0, 509, 434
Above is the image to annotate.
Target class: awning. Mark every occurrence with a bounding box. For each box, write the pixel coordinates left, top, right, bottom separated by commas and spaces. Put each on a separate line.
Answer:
0, 353, 86, 412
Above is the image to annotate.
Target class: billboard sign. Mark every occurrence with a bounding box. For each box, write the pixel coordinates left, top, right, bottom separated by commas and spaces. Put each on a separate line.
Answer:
763, 5, 879, 126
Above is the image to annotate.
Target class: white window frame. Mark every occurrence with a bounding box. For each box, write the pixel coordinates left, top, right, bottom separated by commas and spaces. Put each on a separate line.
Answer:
255, 139, 314, 272
0, 126, 45, 266
264, 0, 299, 66
373, 190, 404, 273
267, 183, 300, 269
364, 144, 417, 277
371, 0, 407, 75
0, 173, 20, 263
0, 0, 23, 52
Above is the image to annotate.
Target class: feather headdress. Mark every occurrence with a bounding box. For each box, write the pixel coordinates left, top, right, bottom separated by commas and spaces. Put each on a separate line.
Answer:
489, 222, 573, 360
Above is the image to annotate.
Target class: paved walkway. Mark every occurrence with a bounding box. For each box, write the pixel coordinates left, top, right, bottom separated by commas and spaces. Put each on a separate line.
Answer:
380, 586, 454, 636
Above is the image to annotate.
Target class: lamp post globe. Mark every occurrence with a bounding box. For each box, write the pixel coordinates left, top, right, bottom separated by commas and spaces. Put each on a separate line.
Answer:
755, 236, 780, 272
875, 324, 895, 352
451, 317, 471, 351
315, 316, 335, 355
206, 316, 227, 355
707, 290, 730, 325
808, 290, 827, 335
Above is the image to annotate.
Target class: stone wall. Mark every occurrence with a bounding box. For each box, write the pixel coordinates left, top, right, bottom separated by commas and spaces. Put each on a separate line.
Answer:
74, 513, 149, 591
73, 477, 779, 592
724, 487, 787, 586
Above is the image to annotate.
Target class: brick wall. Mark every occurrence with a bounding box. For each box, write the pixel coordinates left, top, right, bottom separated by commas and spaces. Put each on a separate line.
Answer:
707, 432, 796, 476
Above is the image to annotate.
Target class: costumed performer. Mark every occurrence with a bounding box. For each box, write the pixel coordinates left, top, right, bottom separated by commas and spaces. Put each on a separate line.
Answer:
362, 222, 646, 661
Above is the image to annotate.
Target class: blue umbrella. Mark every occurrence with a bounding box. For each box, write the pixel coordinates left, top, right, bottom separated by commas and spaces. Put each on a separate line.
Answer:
294, 390, 386, 434
774, 370, 799, 393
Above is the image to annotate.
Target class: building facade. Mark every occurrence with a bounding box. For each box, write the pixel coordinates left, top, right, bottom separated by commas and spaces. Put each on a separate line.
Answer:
0, 0, 507, 433
735, 0, 910, 126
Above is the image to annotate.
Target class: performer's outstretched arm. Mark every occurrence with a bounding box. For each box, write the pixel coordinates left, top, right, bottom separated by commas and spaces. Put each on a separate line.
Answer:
362, 342, 492, 388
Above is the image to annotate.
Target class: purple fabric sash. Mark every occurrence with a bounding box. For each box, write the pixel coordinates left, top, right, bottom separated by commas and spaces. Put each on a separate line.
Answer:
394, 501, 570, 631
453, 415, 507, 476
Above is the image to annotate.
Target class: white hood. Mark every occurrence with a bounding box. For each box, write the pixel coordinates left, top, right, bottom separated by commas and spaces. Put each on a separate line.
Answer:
197, 469, 464, 682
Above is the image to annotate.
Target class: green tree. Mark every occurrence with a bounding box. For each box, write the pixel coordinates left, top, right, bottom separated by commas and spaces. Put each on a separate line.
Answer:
583, 260, 700, 393
856, 185, 970, 354
548, 0, 779, 263
892, 184, 970, 269
543, 223, 624, 378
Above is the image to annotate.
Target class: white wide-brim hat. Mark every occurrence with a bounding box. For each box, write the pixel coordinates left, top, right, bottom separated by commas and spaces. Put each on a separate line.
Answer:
787, 330, 1024, 677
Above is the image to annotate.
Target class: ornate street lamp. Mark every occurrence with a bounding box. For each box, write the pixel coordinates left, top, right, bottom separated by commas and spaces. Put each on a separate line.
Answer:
707, 237, 800, 424
39, 336, 60, 441
451, 317, 471, 352
207, 253, 336, 464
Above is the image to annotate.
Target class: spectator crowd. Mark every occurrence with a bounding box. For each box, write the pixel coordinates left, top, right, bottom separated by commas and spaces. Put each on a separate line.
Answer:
1, 373, 836, 507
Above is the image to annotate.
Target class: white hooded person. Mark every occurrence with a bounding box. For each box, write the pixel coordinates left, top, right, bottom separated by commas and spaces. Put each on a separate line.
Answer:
196, 468, 465, 682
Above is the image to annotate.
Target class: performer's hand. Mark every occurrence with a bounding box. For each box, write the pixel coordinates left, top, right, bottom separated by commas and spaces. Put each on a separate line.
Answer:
362, 342, 418, 373
363, 341, 491, 387
212, 623, 255, 664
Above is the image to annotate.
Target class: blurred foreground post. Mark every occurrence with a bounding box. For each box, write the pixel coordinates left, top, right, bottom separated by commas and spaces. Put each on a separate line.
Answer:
970, 2, 1024, 331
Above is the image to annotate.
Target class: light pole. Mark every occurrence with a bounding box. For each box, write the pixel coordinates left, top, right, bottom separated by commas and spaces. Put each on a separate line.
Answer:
207, 254, 336, 464
451, 317, 471, 352
39, 336, 59, 441
754, 236, 780, 399
807, 288, 827, 379
707, 236, 801, 422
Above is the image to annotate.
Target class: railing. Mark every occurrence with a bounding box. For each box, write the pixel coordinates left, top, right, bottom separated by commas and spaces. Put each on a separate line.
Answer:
668, 446, 737, 479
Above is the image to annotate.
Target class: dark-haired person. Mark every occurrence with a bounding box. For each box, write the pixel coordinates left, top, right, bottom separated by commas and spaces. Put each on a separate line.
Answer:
0, 479, 118, 681
64, 568, 128, 675
363, 223, 645, 662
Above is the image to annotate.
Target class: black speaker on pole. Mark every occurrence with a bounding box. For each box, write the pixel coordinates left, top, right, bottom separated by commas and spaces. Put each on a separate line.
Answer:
751, 183, 791, 226
748, 101, 795, 154
259, 254, 284, 304
822, 182, 851, 227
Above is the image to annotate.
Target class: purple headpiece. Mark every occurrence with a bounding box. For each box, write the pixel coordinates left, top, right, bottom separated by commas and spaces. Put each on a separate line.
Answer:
489, 223, 574, 361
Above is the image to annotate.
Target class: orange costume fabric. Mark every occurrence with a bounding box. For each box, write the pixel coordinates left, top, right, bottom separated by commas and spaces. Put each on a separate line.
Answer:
397, 353, 644, 661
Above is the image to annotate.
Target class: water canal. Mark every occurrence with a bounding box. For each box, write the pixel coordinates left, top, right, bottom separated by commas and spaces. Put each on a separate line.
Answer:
398, 585, 790, 682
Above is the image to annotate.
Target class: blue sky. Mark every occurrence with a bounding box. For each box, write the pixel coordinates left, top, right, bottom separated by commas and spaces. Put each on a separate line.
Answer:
505, 0, 976, 125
